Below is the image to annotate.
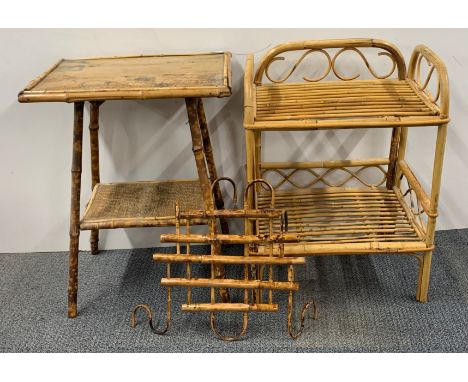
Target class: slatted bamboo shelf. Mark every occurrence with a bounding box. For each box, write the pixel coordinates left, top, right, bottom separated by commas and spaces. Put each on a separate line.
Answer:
256, 187, 430, 255
244, 39, 450, 303
251, 79, 448, 129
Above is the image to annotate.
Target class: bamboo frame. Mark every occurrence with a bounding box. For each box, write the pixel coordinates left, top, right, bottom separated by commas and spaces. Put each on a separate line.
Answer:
244, 39, 450, 303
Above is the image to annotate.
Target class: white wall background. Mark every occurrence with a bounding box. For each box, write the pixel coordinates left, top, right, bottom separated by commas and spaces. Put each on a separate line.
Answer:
1, 29, 467, 253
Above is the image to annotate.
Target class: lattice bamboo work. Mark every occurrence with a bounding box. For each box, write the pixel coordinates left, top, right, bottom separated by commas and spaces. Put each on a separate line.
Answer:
244, 39, 449, 302
131, 179, 317, 341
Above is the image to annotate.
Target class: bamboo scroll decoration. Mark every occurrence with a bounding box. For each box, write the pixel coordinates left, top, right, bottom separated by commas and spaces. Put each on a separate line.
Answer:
255, 39, 406, 84
264, 47, 398, 84
408, 45, 449, 117
261, 164, 388, 190
131, 178, 317, 340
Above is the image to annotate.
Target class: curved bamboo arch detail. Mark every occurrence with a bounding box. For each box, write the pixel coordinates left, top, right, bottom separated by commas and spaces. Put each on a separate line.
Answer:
261, 165, 388, 190
255, 38, 406, 84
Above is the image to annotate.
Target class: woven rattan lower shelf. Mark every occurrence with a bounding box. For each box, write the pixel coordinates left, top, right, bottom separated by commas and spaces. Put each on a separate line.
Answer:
80, 179, 206, 230
256, 188, 430, 255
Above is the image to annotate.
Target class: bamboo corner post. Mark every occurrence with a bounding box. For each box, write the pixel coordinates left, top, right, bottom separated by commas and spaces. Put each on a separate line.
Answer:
18, 52, 232, 318
68, 102, 84, 318
89, 101, 103, 255
244, 39, 449, 303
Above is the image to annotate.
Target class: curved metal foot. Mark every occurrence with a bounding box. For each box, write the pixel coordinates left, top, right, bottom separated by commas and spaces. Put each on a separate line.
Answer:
130, 304, 171, 335
210, 312, 249, 341
288, 299, 318, 339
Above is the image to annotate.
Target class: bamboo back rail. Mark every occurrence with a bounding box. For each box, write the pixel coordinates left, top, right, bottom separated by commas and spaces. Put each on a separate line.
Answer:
254, 39, 407, 85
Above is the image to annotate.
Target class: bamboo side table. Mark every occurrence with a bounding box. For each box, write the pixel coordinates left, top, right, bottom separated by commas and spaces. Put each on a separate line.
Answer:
18, 52, 232, 318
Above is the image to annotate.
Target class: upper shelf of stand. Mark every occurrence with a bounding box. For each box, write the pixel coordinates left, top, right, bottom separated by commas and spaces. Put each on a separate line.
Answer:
18, 52, 232, 102
243, 39, 449, 130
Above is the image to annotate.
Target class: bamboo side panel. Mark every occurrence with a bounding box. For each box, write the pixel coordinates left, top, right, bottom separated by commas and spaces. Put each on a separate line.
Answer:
18, 52, 232, 102
408, 45, 450, 118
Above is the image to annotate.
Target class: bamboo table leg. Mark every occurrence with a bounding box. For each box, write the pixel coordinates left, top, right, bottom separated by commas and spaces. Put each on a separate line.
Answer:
386, 127, 401, 189
196, 98, 229, 234
68, 102, 84, 318
185, 97, 229, 302
185, 98, 215, 211
89, 101, 102, 255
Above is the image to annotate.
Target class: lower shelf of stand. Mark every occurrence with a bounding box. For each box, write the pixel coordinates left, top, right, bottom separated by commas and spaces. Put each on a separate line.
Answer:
256, 187, 430, 255
80, 179, 206, 230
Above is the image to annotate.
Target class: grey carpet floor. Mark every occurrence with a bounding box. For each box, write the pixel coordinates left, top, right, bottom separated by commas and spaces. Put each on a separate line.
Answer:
1, 229, 467, 352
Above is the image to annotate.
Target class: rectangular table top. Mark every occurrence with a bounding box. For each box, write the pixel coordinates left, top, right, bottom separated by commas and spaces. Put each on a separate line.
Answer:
18, 52, 231, 102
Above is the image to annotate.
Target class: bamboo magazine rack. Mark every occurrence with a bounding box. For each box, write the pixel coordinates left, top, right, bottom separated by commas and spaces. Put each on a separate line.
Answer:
131, 178, 317, 341
18, 52, 232, 318
244, 39, 449, 302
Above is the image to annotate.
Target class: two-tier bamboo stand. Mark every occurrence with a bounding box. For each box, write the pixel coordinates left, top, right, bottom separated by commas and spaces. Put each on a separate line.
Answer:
244, 39, 449, 302
18, 52, 232, 318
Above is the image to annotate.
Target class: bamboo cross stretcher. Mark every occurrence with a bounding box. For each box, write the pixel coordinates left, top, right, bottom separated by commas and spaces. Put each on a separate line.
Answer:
244, 39, 450, 302
131, 179, 317, 341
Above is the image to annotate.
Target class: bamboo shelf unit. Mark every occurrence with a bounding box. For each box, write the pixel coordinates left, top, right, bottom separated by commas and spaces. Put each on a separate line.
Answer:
244, 39, 449, 302
19, 52, 232, 318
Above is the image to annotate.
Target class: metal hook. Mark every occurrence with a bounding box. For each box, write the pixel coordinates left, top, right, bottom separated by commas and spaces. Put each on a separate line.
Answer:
244, 179, 275, 208
130, 303, 171, 335
287, 296, 318, 339
211, 177, 238, 206
210, 312, 249, 341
